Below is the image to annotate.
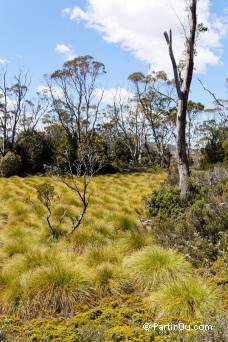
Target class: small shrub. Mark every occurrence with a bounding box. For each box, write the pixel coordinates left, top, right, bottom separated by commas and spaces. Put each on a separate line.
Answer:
147, 167, 228, 267
147, 187, 183, 218
105, 325, 147, 342
77, 323, 107, 342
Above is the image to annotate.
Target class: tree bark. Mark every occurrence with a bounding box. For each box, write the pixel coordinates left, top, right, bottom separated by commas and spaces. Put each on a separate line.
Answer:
164, 0, 196, 197
176, 98, 190, 195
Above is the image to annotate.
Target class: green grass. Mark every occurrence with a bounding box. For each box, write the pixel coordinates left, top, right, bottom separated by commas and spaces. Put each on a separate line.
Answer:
92, 262, 132, 296
81, 245, 121, 267
148, 277, 220, 320
119, 232, 154, 253
124, 246, 193, 291
0, 171, 223, 327
21, 260, 92, 317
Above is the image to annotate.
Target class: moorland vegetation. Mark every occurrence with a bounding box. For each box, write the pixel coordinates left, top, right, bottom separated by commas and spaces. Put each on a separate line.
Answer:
0, 1, 228, 340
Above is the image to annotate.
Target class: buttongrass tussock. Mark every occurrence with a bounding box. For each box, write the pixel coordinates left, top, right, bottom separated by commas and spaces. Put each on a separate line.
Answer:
124, 246, 193, 292
20, 261, 93, 317
148, 277, 220, 320
81, 245, 122, 267
92, 262, 133, 297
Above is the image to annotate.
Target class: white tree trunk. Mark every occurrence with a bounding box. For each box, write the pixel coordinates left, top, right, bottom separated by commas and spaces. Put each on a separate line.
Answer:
164, 0, 196, 197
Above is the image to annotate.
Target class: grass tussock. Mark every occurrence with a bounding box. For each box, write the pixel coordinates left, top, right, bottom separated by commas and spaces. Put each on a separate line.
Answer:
124, 246, 193, 291
119, 232, 154, 253
21, 261, 93, 317
81, 245, 121, 267
148, 277, 220, 320
116, 215, 139, 231
92, 262, 133, 297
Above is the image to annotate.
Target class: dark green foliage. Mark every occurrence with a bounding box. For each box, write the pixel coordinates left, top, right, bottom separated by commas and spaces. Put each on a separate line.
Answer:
189, 198, 228, 244
105, 135, 135, 172
147, 187, 183, 217
0, 151, 22, 177
15, 130, 54, 174
200, 120, 228, 168
147, 167, 228, 267
44, 124, 71, 168
201, 136, 225, 165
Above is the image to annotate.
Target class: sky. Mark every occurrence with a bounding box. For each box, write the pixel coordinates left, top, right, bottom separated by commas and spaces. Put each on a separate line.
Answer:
0, 0, 228, 109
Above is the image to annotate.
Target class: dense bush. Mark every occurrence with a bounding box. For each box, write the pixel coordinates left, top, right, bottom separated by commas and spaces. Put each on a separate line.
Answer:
0, 152, 22, 177
15, 130, 54, 174
201, 137, 225, 166
1, 295, 227, 341
147, 167, 228, 268
200, 124, 228, 168
147, 187, 183, 217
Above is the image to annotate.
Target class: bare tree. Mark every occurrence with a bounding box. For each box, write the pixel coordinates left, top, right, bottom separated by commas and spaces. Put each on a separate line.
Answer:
21, 92, 49, 133
111, 88, 146, 164
164, 0, 197, 196
0, 67, 30, 155
28, 146, 103, 239
58, 146, 103, 236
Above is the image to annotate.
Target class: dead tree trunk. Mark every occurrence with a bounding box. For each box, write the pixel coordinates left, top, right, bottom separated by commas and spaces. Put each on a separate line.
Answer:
164, 0, 197, 197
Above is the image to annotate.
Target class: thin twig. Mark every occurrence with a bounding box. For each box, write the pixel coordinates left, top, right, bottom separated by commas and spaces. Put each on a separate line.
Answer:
197, 78, 227, 108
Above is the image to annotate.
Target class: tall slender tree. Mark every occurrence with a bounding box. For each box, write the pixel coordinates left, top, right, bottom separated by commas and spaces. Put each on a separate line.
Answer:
0, 67, 30, 156
164, 0, 197, 196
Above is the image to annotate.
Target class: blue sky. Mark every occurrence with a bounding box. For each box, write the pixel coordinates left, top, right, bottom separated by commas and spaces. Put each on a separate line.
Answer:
0, 0, 228, 108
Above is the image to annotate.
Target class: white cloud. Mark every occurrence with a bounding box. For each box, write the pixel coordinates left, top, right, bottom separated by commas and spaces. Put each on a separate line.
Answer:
0, 91, 17, 108
63, 0, 228, 74
62, 8, 71, 16
95, 87, 133, 106
55, 43, 77, 61
62, 6, 89, 21
37, 85, 63, 98
0, 58, 9, 64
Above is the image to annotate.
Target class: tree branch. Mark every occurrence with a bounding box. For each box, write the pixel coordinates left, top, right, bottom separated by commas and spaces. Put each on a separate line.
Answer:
164, 30, 182, 99
197, 78, 227, 108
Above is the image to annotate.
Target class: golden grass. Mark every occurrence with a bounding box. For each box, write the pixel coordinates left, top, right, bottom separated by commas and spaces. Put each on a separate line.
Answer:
1, 171, 186, 317
148, 277, 220, 320
92, 262, 133, 297
124, 246, 193, 292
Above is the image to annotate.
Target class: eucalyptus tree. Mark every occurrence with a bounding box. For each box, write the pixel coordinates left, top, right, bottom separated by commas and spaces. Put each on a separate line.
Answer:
128, 71, 176, 170
0, 67, 30, 156
186, 101, 205, 159
110, 88, 147, 165
164, 0, 197, 196
46, 55, 106, 160
21, 91, 49, 133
